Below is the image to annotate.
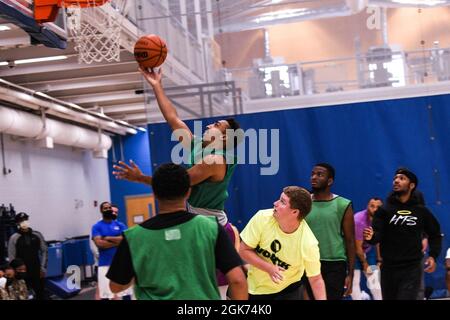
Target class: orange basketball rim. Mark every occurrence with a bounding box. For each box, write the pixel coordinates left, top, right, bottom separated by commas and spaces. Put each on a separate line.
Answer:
34, 0, 109, 23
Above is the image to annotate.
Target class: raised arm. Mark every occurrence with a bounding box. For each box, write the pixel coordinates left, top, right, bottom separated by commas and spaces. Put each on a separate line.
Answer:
140, 67, 193, 148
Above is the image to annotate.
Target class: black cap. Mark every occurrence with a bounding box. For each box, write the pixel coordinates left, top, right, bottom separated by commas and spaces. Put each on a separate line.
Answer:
14, 212, 29, 223
395, 167, 418, 187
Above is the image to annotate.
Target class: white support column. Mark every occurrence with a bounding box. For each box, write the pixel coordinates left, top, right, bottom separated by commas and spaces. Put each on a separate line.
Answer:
205, 0, 214, 39
180, 0, 192, 70
161, 0, 169, 11
179, 0, 188, 30
204, 0, 214, 82
161, 0, 171, 51
381, 7, 388, 46
194, 0, 203, 46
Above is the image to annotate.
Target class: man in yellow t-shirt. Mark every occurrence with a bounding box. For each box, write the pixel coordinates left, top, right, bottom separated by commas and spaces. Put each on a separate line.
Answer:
240, 186, 326, 300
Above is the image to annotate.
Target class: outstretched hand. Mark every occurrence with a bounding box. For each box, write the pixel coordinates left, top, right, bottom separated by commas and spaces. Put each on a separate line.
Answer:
268, 265, 285, 284
112, 160, 144, 183
139, 66, 162, 87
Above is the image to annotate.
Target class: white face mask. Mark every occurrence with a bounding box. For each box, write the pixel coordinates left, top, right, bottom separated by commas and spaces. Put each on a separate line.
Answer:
0, 277, 6, 289
19, 220, 30, 230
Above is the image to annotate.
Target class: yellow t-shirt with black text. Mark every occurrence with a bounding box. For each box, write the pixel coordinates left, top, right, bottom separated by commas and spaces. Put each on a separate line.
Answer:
240, 209, 321, 295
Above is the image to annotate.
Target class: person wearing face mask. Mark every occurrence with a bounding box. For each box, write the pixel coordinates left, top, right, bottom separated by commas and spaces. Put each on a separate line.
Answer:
10, 258, 27, 280
1, 261, 29, 300
9, 258, 33, 299
7, 212, 47, 300
91, 202, 128, 299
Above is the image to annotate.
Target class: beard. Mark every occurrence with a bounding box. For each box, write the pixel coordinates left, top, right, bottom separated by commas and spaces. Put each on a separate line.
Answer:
393, 189, 409, 197
311, 185, 327, 193
102, 212, 115, 220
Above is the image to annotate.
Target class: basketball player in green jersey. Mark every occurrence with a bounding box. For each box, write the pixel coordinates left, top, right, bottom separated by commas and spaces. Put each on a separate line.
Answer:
113, 68, 242, 296
113, 67, 240, 226
304, 163, 355, 300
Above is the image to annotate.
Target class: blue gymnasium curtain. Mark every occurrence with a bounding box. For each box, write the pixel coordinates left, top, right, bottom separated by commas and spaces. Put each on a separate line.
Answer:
144, 94, 449, 290
108, 131, 153, 224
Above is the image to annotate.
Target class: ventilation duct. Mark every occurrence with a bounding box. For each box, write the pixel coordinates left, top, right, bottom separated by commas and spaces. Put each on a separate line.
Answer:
369, 0, 450, 8
0, 78, 140, 136
0, 106, 112, 158
218, 2, 369, 33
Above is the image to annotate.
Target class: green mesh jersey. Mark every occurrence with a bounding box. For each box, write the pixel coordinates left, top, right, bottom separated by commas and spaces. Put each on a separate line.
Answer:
187, 138, 236, 211
124, 215, 220, 300
305, 196, 352, 261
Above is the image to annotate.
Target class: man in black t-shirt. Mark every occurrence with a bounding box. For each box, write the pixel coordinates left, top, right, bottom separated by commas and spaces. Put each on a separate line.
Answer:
107, 163, 247, 300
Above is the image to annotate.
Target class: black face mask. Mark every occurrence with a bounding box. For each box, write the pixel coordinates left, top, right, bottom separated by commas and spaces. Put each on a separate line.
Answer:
102, 209, 115, 220
15, 272, 27, 280
6, 278, 13, 286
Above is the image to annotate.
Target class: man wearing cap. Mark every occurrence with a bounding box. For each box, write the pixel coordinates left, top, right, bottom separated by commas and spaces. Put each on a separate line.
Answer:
7, 212, 48, 300
364, 168, 442, 300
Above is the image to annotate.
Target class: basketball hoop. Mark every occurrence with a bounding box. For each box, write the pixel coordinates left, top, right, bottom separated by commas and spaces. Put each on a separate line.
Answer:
64, 0, 129, 64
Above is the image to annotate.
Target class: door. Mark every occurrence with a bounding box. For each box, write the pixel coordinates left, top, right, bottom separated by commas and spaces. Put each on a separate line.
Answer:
125, 194, 156, 227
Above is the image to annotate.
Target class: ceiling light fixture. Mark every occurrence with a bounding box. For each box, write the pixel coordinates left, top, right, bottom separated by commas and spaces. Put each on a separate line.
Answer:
15, 55, 68, 65
0, 55, 68, 67
255, 8, 308, 23
391, 0, 447, 5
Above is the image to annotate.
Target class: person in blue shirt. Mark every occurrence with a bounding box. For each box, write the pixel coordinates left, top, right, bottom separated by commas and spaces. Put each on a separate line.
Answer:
91, 202, 128, 299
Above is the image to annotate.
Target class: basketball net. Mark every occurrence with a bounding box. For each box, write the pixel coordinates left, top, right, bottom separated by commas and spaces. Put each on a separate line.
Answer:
65, 0, 129, 64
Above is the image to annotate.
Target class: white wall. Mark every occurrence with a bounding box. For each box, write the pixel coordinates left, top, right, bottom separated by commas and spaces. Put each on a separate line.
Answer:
217, 7, 450, 68
0, 133, 110, 241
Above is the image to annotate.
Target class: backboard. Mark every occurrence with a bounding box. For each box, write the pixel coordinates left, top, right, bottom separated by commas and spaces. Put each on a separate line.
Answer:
0, 0, 68, 48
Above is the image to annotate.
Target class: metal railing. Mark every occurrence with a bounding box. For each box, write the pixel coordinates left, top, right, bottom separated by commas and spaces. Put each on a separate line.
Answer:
224, 46, 450, 101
